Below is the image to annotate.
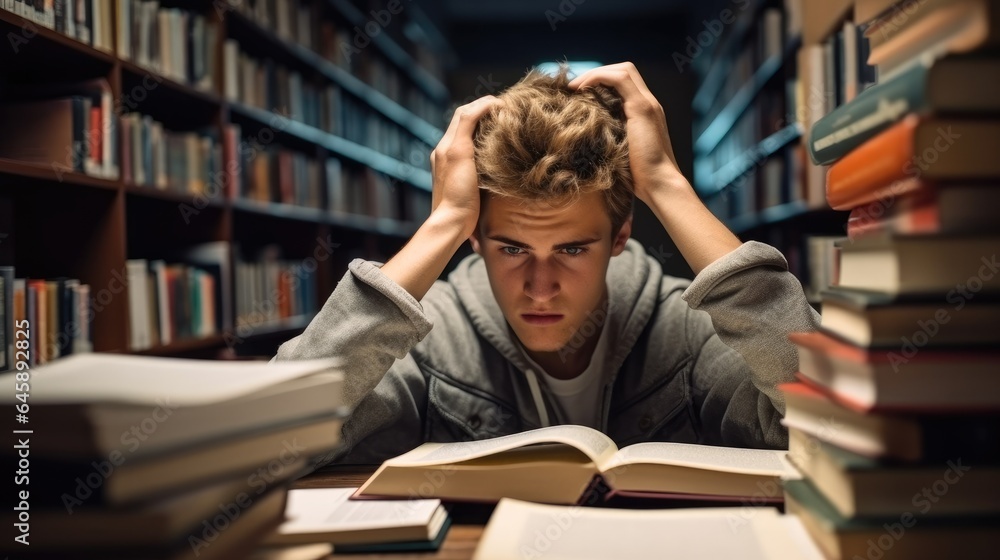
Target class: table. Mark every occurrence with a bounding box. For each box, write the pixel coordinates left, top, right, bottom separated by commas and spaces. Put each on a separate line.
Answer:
291, 466, 488, 560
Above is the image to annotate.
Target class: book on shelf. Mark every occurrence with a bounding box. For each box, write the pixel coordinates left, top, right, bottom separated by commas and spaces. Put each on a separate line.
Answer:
235, 244, 319, 331
789, 330, 1000, 411
122, 113, 223, 194
836, 233, 1000, 295
354, 425, 801, 505
115, 0, 217, 91
0, 88, 117, 180
2, 0, 113, 52
808, 55, 1000, 165
784, 478, 998, 560
0, 352, 348, 506
473, 498, 824, 560
786, 428, 1000, 519
2, 272, 91, 369
818, 286, 1000, 348
263, 487, 449, 548
127, 258, 219, 351
780, 381, 1000, 463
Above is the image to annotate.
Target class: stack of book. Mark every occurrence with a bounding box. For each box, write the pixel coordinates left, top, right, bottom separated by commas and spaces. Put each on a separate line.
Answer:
783, 0, 1000, 557
0, 352, 347, 558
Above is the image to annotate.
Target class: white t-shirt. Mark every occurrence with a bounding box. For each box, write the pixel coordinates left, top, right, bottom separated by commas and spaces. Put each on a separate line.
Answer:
511, 322, 610, 429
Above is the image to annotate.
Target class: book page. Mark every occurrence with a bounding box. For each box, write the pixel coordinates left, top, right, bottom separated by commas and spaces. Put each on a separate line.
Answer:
275, 488, 440, 533
385, 425, 618, 467
606, 442, 801, 477
473, 499, 822, 560
0, 353, 343, 406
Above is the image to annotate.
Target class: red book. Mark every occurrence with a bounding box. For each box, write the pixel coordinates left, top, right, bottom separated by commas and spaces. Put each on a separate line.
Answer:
788, 331, 1000, 412
89, 105, 102, 166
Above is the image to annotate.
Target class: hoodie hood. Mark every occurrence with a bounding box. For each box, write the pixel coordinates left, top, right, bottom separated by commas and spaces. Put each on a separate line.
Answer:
448, 238, 664, 425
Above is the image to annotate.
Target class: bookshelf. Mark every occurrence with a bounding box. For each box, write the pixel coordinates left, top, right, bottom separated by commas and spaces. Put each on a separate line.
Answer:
0, 0, 450, 364
691, 0, 850, 299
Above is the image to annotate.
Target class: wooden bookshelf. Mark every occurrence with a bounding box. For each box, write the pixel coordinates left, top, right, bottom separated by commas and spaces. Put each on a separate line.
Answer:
0, 0, 449, 363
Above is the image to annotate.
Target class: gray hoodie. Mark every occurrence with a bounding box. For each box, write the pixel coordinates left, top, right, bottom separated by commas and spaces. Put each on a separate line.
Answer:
272, 238, 819, 465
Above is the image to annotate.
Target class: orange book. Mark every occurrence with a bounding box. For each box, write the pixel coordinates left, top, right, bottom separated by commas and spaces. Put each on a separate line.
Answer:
89, 106, 102, 166
826, 115, 1000, 210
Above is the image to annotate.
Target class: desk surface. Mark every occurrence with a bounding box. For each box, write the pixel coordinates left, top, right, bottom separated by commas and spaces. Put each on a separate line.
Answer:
291, 466, 485, 560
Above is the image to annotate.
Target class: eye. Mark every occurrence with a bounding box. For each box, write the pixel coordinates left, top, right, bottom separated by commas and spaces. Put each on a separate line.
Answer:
562, 247, 586, 256
501, 246, 525, 256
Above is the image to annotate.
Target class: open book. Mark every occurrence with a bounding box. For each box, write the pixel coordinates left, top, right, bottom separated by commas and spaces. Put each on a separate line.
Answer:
355, 425, 801, 505
473, 499, 823, 560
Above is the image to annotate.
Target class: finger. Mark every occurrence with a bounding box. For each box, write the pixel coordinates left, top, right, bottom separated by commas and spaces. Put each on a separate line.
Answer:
437, 96, 500, 155
569, 63, 660, 116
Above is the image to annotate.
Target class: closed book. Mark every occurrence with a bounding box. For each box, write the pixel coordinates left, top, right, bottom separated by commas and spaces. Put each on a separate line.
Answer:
3, 460, 307, 549
789, 330, 1000, 411
837, 233, 1000, 295
826, 115, 1000, 210
784, 479, 998, 560
846, 183, 1000, 238
809, 56, 1000, 165
787, 428, 1000, 518
0, 353, 345, 460
855, 0, 905, 25
867, 0, 1000, 78
264, 487, 448, 547
12, 486, 289, 560
819, 286, 1000, 347
780, 382, 1000, 462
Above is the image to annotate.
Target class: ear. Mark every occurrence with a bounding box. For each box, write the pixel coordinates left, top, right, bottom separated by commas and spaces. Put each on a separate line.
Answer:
470, 230, 482, 255
610, 215, 632, 257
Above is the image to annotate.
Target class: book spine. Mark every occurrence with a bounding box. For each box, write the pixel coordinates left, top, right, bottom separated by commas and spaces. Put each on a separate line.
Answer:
809, 61, 927, 165
826, 115, 918, 210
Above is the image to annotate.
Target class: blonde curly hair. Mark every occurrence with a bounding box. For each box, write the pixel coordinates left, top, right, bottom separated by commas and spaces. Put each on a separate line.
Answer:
473, 64, 634, 234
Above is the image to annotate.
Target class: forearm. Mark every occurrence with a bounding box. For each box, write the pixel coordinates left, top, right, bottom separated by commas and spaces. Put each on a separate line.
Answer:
380, 209, 470, 301
645, 170, 742, 276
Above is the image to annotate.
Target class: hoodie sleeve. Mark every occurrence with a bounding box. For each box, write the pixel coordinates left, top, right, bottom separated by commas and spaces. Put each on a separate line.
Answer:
679, 241, 820, 449
270, 259, 434, 464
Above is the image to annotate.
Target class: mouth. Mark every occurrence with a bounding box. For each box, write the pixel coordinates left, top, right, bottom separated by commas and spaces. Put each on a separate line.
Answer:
521, 314, 565, 325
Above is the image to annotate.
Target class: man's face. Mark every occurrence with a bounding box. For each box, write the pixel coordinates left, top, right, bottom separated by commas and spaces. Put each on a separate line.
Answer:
471, 191, 630, 354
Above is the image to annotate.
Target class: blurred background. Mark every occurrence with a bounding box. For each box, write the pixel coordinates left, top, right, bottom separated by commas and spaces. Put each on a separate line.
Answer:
0, 0, 924, 362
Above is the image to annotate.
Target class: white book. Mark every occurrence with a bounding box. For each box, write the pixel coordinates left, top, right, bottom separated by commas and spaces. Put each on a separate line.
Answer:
265, 487, 447, 546
125, 259, 148, 350
474, 499, 823, 560
223, 38, 240, 101
116, 0, 131, 59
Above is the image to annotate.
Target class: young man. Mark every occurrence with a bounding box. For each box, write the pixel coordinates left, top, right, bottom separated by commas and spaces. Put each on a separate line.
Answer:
273, 62, 819, 465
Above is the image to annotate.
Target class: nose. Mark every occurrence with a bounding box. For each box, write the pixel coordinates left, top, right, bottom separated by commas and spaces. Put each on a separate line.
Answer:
523, 258, 560, 302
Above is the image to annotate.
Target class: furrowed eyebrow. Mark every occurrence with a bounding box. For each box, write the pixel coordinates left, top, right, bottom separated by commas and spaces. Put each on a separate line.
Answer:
485, 235, 600, 251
